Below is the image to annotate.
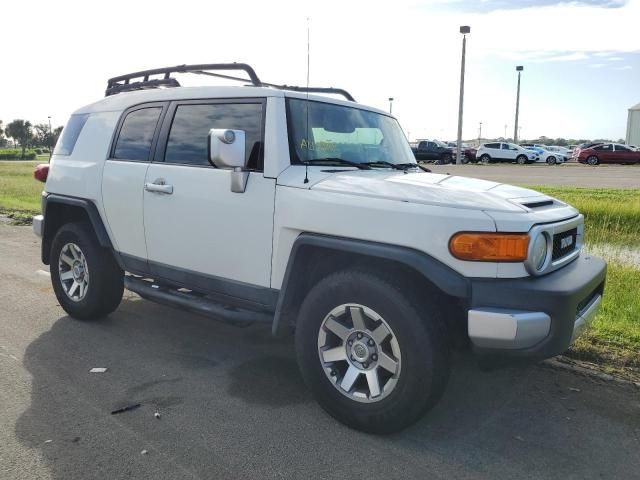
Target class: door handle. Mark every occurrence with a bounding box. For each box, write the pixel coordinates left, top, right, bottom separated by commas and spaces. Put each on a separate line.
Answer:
144, 179, 173, 195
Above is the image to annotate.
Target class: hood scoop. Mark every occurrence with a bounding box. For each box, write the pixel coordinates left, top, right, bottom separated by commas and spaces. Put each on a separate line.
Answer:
521, 200, 554, 209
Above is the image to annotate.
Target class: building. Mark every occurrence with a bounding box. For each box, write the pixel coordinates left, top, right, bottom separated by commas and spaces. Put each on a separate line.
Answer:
626, 102, 640, 146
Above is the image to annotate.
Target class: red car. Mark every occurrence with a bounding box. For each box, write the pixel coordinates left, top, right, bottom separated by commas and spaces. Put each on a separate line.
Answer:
577, 143, 640, 165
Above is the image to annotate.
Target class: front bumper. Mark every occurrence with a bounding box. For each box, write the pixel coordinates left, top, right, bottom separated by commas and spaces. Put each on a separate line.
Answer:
467, 254, 606, 360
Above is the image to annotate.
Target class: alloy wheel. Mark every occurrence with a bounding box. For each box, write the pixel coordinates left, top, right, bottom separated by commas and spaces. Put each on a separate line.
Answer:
317, 304, 401, 403
58, 243, 90, 302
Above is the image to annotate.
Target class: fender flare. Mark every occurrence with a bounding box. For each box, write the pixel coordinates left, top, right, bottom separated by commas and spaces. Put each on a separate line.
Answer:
41, 194, 113, 264
271, 233, 470, 336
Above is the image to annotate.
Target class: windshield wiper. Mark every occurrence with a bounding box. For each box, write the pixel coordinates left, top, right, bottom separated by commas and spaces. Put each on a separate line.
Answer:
362, 161, 421, 171
307, 158, 371, 170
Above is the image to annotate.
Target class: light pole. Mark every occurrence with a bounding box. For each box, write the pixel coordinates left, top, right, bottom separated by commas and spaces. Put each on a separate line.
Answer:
478, 121, 482, 146
388, 97, 394, 114
456, 25, 470, 165
514, 66, 523, 143
48, 116, 52, 159
504, 124, 507, 139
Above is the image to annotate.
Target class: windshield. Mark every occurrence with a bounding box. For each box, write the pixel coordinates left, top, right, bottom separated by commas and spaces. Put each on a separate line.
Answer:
286, 98, 415, 166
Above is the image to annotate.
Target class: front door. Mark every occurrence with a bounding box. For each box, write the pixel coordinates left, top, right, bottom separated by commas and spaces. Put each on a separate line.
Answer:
143, 99, 276, 297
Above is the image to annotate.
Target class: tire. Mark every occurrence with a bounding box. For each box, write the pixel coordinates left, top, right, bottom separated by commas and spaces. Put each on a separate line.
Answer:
587, 155, 599, 166
516, 155, 527, 165
547, 156, 556, 165
50, 222, 124, 320
480, 154, 491, 164
461, 155, 469, 165
295, 270, 450, 434
443, 154, 453, 164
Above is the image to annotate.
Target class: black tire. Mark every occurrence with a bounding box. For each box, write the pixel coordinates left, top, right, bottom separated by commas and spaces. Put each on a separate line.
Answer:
516, 155, 527, 165
587, 155, 599, 166
295, 270, 450, 434
50, 222, 124, 320
461, 155, 469, 164
547, 156, 556, 165
443, 154, 453, 164
480, 154, 491, 164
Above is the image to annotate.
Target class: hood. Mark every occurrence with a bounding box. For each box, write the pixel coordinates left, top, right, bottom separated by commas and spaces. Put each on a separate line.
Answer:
309, 170, 556, 213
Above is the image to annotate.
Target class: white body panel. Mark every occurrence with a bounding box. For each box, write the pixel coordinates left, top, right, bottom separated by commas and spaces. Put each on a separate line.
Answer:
102, 160, 149, 258
143, 165, 276, 287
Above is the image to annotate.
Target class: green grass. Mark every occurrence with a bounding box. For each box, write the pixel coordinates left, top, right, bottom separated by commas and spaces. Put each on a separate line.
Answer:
0, 160, 42, 215
531, 186, 640, 247
0, 163, 638, 375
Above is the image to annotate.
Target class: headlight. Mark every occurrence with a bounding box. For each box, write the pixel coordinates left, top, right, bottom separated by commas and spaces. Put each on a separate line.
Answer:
530, 233, 548, 271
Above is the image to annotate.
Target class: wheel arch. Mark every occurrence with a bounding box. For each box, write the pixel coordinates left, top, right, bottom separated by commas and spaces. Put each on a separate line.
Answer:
42, 194, 113, 265
272, 234, 470, 337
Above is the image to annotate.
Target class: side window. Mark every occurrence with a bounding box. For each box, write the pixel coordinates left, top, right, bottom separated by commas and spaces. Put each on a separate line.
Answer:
113, 107, 162, 161
54, 114, 90, 156
594, 144, 611, 151
615, 145, 629, 152
418, 141, 428, 150
164, 102, 264, 170
485, 143, 499, 149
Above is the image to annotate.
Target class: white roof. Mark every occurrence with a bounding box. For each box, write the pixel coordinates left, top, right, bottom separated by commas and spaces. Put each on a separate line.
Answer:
74, 86, 389, 116
630, 103, 640, 111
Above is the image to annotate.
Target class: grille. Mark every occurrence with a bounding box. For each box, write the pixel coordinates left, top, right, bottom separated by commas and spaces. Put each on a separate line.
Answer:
552, 228, 578, 261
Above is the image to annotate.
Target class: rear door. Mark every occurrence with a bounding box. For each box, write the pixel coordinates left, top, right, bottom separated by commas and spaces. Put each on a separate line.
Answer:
102, 103, 166, 270
142, 99, 276, 300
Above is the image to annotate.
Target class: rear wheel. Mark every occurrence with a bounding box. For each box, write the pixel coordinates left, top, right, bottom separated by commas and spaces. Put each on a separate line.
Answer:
516, 155, 527, 165
587, 155, 599, 166
295, 270, 450, 433
480, 154, 491, 164
50, 222, 124, 320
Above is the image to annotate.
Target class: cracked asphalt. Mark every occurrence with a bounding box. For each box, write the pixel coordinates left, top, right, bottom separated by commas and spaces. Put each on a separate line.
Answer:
1, 224, 639, 480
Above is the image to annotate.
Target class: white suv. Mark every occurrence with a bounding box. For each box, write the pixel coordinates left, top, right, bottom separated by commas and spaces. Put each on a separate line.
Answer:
477, 142, 539, 164
32, 63, 606, 433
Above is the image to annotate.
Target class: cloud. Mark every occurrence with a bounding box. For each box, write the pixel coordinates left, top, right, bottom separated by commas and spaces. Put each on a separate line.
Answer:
616, 65, 633, 70
438, 0, 627, 12
590, 63, 607, 68
607, 56, 624, 61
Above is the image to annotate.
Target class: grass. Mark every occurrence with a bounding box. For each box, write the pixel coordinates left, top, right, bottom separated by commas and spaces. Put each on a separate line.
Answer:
0, 160, 42, 215
0, 162, 638, 376
531, 186, 640, 247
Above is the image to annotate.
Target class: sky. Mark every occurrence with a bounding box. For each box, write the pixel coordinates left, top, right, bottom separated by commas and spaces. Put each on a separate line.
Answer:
1, 0, 638, 142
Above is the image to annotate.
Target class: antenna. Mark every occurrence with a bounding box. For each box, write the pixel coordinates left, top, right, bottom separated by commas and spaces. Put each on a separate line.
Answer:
303, 17, 310, 185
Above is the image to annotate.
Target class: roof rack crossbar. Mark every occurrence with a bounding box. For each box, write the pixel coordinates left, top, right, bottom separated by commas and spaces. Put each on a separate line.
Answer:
105, 63, 356, 101
105, 63, 262, 96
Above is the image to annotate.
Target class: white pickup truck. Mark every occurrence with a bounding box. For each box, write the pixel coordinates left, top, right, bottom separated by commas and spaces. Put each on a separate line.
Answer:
33, 63, 606, 433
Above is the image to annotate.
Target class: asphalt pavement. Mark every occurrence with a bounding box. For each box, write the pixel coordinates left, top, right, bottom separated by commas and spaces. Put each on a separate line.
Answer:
1, 224, 639, 480
427, 162, 640, 188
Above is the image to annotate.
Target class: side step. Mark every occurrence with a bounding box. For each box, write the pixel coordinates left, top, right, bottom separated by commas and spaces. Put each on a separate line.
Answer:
124, 276, 273, 325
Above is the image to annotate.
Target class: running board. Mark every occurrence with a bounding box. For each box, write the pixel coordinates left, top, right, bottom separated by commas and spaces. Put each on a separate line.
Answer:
124, 276, 273, 325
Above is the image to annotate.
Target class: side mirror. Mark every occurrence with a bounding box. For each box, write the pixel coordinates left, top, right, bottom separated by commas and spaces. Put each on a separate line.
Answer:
208, 129, 248, 193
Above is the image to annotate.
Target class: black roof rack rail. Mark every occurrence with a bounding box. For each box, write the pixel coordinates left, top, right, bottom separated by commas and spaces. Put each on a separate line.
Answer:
105, 63, 262, 96
105, 62, 356, 101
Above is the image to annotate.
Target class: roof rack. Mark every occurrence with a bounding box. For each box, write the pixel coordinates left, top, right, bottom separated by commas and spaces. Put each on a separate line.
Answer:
105, 63, 355, 101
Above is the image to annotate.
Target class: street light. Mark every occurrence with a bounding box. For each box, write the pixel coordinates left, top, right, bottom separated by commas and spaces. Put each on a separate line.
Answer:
456, 25, 470, 165
47, 116, 52, 159
388, 97, 394, 114
478, 121, 482, 146
514, 66, 523, 143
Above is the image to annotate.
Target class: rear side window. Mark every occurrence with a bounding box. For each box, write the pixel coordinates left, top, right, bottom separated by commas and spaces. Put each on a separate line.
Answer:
54, 114, 89, 156
113, 107, 162, 161
484, 143, 499, 149
164, 102, 264, 170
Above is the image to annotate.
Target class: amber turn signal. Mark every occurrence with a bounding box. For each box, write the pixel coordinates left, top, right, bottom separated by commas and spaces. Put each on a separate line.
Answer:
449, 232, 529, 262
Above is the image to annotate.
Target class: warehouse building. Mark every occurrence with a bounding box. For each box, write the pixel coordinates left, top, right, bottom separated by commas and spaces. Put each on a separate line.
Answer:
627, 102, 640, 146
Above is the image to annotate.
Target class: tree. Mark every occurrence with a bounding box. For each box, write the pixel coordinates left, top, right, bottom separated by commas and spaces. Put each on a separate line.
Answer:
34, 123, 52, 149
0, 120, 6, 147
5, 120, 33, 158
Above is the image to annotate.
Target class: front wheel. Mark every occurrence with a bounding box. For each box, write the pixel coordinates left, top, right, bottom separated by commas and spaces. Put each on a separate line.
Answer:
50, 222, 124, 320
547, 156, 557, 165
295, 270, 450, 433
516, 155, 528, 165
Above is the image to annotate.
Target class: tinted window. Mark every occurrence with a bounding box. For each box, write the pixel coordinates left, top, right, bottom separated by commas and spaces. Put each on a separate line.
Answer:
418, 141, 428, 149
594, 144, 612, 151
485, 143, 499, 149
165, 103, 264, 169
615, 145, 630, 152
113, 107, 162, 161
54, 114, 90, 156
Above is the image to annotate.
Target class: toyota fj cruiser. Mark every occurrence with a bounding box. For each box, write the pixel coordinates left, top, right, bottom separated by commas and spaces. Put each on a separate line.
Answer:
33, 63, 606, 433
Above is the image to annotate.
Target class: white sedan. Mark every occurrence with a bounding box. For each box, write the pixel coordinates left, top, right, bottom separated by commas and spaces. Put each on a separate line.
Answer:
525, 147, 567, 165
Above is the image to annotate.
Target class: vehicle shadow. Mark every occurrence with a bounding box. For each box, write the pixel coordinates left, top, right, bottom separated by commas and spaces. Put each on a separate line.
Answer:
15, 295, 640, 480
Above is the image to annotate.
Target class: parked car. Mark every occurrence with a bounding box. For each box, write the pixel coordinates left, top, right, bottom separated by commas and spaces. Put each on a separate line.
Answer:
32, 62, 606, 434
524, 146, 566, 165
476, 142, 539, 164
577, 143, 640, 165
412, 139, 454, 164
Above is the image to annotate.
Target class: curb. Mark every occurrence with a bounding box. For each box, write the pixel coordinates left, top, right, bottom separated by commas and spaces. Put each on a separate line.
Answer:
542, 356, 640, 388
